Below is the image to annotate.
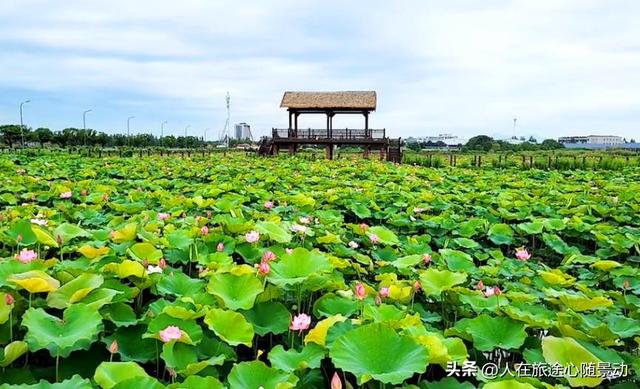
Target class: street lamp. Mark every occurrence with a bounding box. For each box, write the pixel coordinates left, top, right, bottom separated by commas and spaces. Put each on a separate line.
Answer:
83, 109, 92, 146
161, 120, 167, 147
19, 99, 31, 147
127, 116, 135, 145
203, 128, 210, 148
184, 125, 191, 148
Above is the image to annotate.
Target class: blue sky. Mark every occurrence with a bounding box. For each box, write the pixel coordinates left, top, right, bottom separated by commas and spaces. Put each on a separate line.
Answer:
0, 0, 639, 140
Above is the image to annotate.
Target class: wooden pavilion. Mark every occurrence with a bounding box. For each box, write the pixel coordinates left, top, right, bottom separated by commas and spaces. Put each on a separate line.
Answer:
258, 91, 402, 162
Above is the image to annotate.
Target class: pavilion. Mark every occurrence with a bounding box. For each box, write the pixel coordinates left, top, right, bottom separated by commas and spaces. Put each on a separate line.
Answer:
258, 91, 402, 161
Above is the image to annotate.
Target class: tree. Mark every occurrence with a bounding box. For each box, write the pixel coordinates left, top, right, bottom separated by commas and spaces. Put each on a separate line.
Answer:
0, 125, 22, 148
33, 128, 53, 146
528, 136, 537, 143
541, 139, 564, 150
464, 135, 494, 151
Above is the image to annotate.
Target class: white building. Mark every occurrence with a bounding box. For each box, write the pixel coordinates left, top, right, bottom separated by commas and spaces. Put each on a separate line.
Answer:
558, 135, 623, 146
234, 123, 251, 140
417, 134, 467, 146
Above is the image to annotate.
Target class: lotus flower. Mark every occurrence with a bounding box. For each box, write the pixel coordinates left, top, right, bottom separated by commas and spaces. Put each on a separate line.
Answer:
291, 224, 308, 234
80, 189, 88, 196
483, 286, 502, 298
623, 280, 630, 290
159, 326, 182, 342
379, 287, 390, 298
217, 242, 225, 252
359, 223, 369, 231
355, 282, 367, 300
109, 340, 119, 354
16, 249, 38, 263
16, 168, 26, 175
245, 230, 260, 243
158, 212, 170, 220
262, 251, 276, 262
146, 265, 163, 275
515, 247, 531, 261
206, 210, 212, 218
369, 234, 380, 244
59, 191, 72, 199
375, 295, 382, 305
264, 201, 274, 210
200, 225, 209, 236
413, 280, 421, 291
258, 261, 270, 275
290, 313, 311, 332
102, 193, 109, 201
331, 372, 342, 389
158, 258, 167, 269
475, 280, 485, 290
30, 218, 48, 226
348, 241, 359, 249
299, 216, 311, 225
423, 253, 432, 264
4, 294, 15, 305
413, 207, 426, 213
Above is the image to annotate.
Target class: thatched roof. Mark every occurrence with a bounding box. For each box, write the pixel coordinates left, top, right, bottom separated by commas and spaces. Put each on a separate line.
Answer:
280, 91, 376, 110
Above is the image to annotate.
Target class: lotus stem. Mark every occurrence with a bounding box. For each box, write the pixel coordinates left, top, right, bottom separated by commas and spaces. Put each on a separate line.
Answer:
155, 340, 160, 378
55, 354, 60, 382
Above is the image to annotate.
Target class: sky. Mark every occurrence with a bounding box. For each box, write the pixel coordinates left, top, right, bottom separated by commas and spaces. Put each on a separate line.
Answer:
0, 0, 639, 140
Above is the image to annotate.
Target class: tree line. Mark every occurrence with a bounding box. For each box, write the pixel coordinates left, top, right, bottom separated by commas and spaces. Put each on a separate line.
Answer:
0, 125, 226, 148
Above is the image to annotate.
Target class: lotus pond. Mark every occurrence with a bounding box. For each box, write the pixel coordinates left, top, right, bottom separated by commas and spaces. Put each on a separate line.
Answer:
0, 154, 639, 388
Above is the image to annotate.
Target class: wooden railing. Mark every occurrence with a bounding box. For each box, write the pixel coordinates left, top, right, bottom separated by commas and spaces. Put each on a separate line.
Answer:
272, 128, 386, 140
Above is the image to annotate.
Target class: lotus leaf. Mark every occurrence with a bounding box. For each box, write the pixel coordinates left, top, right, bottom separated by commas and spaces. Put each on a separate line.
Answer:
204, 308, 254, 346
206, 272, 263, 310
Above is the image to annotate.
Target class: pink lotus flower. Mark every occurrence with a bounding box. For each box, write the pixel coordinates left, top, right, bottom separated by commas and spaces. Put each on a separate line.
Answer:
80, 189, 88, 196
299, 216, 311, 225
369, 234, 380, 244
355, 282, 367, 300
206, 210, 212, 218
16, 168, 26, 175
159, 326, 182, 342
59, 191, 72, 199
413, 207, 426, 213
359, 223, 369, 231
264, 201, 274, 210
258, 261, 270, 275
4, 294, 15, 305
16, 249, 38, 263
102, 193, 109, 201
200, 225, 209, 236
413, 280, 422, 291
245, 230, 260, 243
483, 286, 502, 298
623, 280, 630, 290
423, 253, 432, 264
262, 251, 276, 262
348, 241, 359, 249
30, 218, 48, 226
379, 287, 390, 298
109, 340, 119, 354
331, 372, 342, 389
146, 265, 163, 275
158, 213, 170, 220
515, 248, 531, 261
158, 258, 167, 269
216, 242, 225, 252
290, 313, 311, 332
286, 248, 293, 255
291, 224, 308, 234
475, 280, 485, 290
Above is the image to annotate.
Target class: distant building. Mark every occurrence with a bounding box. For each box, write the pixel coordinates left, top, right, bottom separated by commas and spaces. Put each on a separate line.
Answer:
558, 135, 623, 146
416, 134, 468, 146
234, 123, 250, 140
502, 137, 526, 145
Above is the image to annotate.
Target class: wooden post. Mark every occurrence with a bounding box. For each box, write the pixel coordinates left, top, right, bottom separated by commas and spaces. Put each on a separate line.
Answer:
288, 111, 292, 129
548, 156, 552, 169
522, 155, 526, 167
478, 155, 482, 167
326, 145, 333, 160
529, 156, 533, 168
453, 155, 457, 166
583, 156, 586, 168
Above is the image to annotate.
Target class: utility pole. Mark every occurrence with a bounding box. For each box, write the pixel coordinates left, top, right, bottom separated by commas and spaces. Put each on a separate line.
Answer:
83, 109, 92, 146
127, 116, 135, 146
19, 99, 31, 147
161, 120, 167, 147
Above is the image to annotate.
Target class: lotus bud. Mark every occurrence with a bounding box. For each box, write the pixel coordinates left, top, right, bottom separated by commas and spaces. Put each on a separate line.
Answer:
216, 242, 225, 252
109, 340, 119, 354
4, 294, 15, 305
623, 280, 630, 290
331, 372, 342, 389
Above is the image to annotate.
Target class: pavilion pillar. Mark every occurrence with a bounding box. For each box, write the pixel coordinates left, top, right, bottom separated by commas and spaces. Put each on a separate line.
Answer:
379, 146, 386, 161
326, 113, 330, 138
326, 145, 334, 160
364, 112, 369, 130
294, 113, 299, 137
363, 146, 370, 158
288, 111, 292, 130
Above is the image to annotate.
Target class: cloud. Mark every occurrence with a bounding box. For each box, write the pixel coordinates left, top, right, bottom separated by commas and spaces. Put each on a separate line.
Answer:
0, 0, 638, 139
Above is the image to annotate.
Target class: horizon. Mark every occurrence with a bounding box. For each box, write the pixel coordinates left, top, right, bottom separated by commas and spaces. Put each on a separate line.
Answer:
1, 1, 639, 140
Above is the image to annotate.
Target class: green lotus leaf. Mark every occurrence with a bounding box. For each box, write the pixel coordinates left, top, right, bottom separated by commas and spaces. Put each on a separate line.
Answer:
0, 375, 93, 389
46, 273, 103, 309
390, 254, 423, 269
0, 341, 28, 367
101, 260, 146, 279
455, 314, 527, 351
242, 301, 291, 336
367, 226, 399, 245
517, 221, 544, 235
422, 377, 476, 389
541, 336, 603, 387
329, 323, 428, 385
161, 341, 224, 375
206, 272, 263, 310
556, 294, 613, 312
542, 233, 579, 255
94, 362, 151, 389
440, 249, 475, 272
103, 325, 157, 363
31, 225, 59, 248
112, 376, 165, 389
22, 304, 104, 358
167, 376, 224, 389
487, 223, 514, 245
268, 343, 325, 372
501, 302, 556, 329
145, 313, 203, 345
158, 272, 205, 298
606, 315, 640, 338
362, 304, 405, 322
0, 292, 12, 324
457, 292, 507, 313
419, 268, 467, 296
102, 302, 138, 327
227, 360, 298, 389
255, 221, 292, 243
268, 248, 332, 287
166, 230, 194, 251
483, 380, 537, 389
203, 308, 254, 346
53, 223, 90, 243
127, 242, 163, 262
9, 270, 60, 293
313, 293, 358, 318
7, 221, 37, 245
452, 237, 480, 249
